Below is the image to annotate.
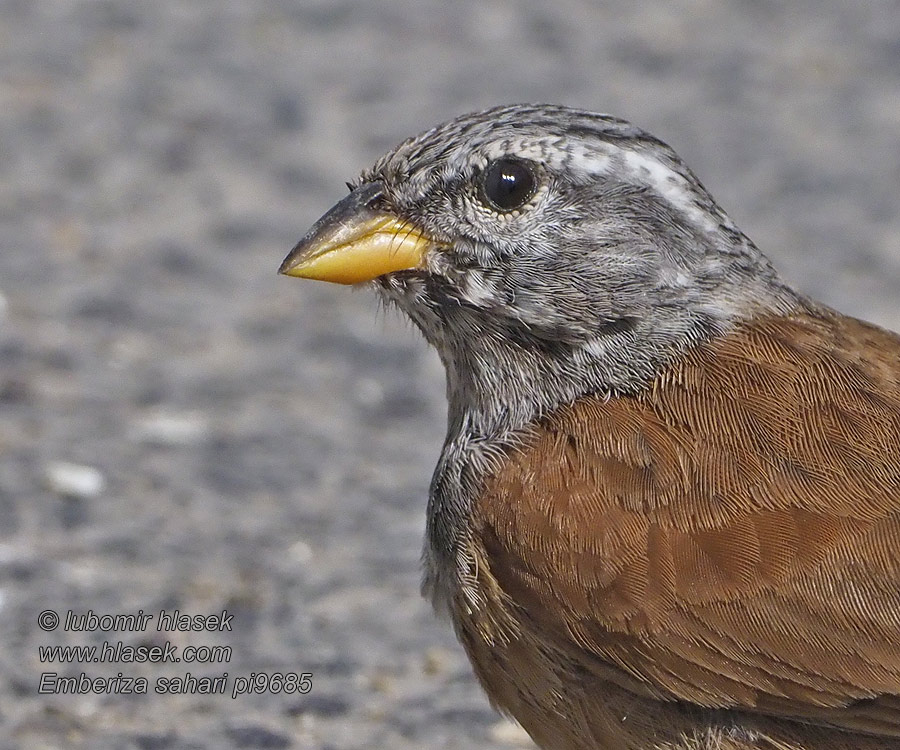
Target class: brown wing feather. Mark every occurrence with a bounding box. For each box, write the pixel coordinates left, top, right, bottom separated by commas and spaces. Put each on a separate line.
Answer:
472, 310, 900, 739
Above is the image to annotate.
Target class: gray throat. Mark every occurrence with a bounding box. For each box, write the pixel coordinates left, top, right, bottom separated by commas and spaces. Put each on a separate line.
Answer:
416, 304, 723, 610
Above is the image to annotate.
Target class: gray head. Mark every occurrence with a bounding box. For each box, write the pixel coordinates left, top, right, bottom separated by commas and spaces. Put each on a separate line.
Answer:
281, 103, 801, 438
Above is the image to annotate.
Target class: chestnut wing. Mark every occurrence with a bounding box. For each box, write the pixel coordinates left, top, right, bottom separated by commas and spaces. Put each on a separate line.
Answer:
475, 312, 900, 736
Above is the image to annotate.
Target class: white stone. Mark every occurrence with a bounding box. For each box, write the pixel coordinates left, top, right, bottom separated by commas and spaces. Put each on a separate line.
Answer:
131, 410, 209, 446
45, 461, 106, 498
489, 718, 533, 746
288, 539, 313, 564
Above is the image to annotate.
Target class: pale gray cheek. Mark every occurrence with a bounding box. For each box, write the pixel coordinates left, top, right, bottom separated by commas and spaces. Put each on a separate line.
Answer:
513, 290, 554, 322
459, 269, 500, 308
508, 289, 589, 339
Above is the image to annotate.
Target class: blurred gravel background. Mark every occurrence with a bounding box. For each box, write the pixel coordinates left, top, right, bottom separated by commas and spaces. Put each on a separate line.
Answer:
2, 2, 899, 749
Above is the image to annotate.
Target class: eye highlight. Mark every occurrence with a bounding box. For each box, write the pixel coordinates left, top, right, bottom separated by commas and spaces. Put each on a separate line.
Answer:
480, 159, 537, 212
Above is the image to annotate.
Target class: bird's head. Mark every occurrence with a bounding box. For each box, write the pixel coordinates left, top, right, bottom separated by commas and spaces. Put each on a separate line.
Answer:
281, 104, 799, 434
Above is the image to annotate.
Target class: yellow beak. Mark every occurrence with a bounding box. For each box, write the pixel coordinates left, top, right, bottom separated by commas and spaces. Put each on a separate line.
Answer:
278, 182, 432, 285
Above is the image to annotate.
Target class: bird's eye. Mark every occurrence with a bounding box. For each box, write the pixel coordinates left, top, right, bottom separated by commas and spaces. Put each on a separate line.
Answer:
480, 159, 537, 212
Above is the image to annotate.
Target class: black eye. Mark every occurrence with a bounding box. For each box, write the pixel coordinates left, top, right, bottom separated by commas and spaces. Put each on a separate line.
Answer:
480, 159, 536, 211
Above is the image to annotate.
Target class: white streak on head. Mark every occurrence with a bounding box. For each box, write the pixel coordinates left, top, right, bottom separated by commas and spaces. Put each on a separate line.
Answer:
547, 141, 721, 234
621, 150, 719, 233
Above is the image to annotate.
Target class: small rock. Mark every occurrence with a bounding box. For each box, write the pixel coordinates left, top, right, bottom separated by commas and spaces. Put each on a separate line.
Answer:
225, 725, 292, 749
286, 693, 349, 717
422, 646, 449, 675
131, 410, 209, 446
489, 718, 533, 746
133, 733, 178, 750
44, 461, 106, 498
368, 670, 394, 695
287, 539, 313, 564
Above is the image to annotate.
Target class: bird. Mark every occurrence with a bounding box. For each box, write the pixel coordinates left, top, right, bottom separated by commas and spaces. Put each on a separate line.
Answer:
278, 104, 900, 750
